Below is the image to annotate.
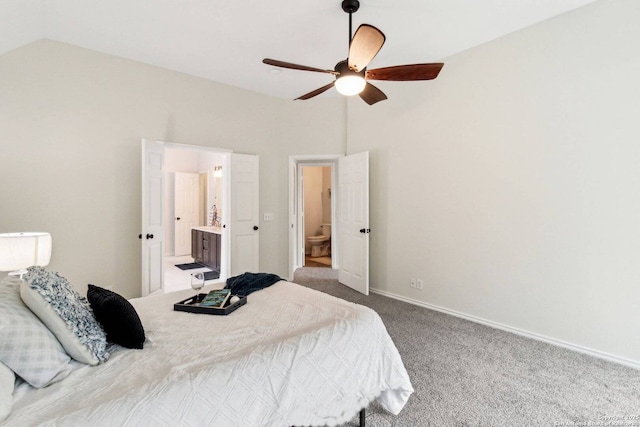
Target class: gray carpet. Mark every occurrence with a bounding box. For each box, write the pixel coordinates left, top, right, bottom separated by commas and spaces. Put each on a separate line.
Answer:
292, 268, 640, 427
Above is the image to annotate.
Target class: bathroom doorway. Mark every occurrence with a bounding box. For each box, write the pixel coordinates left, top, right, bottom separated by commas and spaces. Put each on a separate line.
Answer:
301, 165, 333, 268
143, 140, 260, 297
163, 146, 227, 293
288, 152, 370, 294
288, 154, 341, 280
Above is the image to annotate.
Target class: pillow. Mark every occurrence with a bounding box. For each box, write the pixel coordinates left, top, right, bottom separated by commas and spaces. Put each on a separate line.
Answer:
87, 285, 145, 349
0, 361, 14, 422
0, 276, 72, 388
22, 267, 109, 365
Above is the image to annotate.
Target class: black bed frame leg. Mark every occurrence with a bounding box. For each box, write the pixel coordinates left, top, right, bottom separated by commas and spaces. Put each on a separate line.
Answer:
290, 408, 365, 427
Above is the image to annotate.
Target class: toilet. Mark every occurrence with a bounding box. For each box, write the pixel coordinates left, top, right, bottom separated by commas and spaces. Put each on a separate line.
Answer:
307, 223, 332, 258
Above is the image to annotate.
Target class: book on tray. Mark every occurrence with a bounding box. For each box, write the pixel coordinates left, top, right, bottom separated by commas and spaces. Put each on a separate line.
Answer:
200, 289, 231, 308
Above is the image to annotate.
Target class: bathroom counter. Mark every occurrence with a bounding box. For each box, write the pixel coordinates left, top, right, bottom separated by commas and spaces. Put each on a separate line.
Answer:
191, 226, 222, 235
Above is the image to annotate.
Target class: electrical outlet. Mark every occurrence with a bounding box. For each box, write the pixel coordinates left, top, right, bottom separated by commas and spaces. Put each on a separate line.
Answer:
410, 278, 417, 288
416, 279, 424, 290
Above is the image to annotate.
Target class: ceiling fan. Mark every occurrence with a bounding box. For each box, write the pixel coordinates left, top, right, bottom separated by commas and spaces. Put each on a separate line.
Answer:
263, 0, 444, 105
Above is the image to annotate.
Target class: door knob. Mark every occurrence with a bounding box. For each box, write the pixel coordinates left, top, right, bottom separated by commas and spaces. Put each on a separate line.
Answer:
138, 234, 142, 239
146, 234, 154, 239
359, 228, 371, 234
253, 226, 259, 231
360, 228, 366, 233
176, 217, 181, 221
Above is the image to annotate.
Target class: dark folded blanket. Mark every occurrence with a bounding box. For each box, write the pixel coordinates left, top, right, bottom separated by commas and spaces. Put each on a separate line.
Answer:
224, 272, 284, 297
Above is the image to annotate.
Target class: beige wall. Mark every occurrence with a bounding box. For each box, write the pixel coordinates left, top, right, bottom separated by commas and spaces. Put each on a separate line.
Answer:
347, 0, 640, 365
0, 40, 345, 298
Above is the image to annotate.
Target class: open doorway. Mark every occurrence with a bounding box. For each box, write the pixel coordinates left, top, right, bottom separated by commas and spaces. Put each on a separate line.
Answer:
288, 155, 341, 279
288, 152, 370, 295
142, 140, 260, 297
301, 166, 333, 268
163, 146, 228, 293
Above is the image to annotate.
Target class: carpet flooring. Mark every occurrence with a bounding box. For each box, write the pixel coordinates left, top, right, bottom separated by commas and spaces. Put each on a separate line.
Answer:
292, 267, 640, 427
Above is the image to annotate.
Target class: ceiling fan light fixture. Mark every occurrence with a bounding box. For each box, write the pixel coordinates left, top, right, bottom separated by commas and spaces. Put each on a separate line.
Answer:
335, 75, 366, 96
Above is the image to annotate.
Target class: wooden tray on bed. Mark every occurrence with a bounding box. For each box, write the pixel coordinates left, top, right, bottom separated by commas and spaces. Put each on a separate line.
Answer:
173, 293, 247, 315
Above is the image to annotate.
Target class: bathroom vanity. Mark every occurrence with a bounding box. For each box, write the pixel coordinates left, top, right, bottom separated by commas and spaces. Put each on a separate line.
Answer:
191, 226, 221, 272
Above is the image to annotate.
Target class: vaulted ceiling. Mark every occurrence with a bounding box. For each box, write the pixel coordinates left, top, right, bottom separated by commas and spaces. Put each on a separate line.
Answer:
2, 0, 596, 100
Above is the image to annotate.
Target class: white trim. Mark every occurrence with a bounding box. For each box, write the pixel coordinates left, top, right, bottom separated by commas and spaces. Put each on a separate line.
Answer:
289, 154, 343, 162
158, 140, 232, 154
370, 287, 640, 370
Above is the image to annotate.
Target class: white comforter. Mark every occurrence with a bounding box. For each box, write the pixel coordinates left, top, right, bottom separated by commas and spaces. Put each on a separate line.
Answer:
4, 281, 413, 427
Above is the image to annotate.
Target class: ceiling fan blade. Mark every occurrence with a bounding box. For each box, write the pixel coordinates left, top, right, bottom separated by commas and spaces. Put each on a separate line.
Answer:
359, 82, 387, 105
348, 24, 386, 72
263, 58, 338, 75
295, 82, 335, 100
366, 63, 444, 81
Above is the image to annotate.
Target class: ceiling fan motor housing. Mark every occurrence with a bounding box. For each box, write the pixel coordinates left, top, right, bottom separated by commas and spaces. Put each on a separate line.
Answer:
335, 59, 364, 79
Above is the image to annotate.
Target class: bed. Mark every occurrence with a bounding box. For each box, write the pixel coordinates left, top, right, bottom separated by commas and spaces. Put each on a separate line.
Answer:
1, 276, 413, 426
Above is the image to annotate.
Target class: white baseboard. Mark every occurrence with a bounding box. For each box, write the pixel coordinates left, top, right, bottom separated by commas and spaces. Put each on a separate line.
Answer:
370, 287, 640, 371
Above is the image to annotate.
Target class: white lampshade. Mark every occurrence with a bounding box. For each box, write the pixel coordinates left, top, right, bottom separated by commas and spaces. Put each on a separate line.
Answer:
0, 232, 52, 273
335, 75, 366, 96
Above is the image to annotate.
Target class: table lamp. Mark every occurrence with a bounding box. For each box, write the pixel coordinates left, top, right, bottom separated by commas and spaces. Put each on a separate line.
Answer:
0, 232, 52, 278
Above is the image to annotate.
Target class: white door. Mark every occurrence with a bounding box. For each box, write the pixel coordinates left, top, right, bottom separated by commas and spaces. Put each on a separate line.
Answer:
229, 153, 259, 275
174, 172, 200, 256
338, 151, 369, 295
141, 139, 164, 297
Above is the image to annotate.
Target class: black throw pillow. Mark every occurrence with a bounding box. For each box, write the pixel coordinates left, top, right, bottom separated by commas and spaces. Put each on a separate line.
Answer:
87, 284, 145, 349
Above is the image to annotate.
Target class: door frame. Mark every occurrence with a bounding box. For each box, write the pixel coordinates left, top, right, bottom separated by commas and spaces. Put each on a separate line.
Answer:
142, 141, 232, 296
288, 154, 342, 280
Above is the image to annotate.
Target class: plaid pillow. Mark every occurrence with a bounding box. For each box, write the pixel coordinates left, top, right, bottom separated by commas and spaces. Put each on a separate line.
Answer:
0, 360, 14, 421
0, 277, 72, 388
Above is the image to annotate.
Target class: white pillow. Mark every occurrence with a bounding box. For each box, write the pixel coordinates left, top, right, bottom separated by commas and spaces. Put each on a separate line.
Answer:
22, 267, 108, 365
0, 361, 14, 422
0, 276, 72, 388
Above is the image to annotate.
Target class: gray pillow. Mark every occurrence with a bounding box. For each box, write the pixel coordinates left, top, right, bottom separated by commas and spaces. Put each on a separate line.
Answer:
0, 276, 72, 388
